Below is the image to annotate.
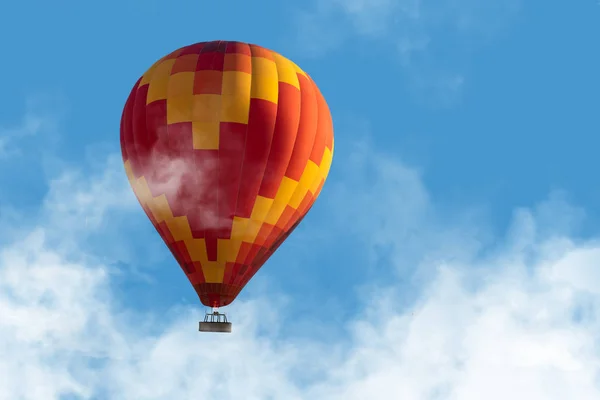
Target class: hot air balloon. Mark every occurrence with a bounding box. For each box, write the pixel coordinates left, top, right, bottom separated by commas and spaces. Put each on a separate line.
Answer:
120, 40, 334, 332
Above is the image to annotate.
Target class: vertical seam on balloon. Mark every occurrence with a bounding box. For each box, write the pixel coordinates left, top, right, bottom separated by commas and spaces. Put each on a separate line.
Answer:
187, 43, 202, 247
138, 74, 162, 203
303, 78, 329, 214
240, 56, 303, 271
187, 44, 207, 289
121, 82, 136, 165
249, 49, 284, 259
277, 74, 320, 234
279, 72, 303, 187
124, 83, 150, 214
214, 41, 222, 248
243, 48, 280, 273
130, 80, 146, 181
131, 77, 173, 254
218, 41, 249, 288
119, 89, 130, 163
193, 42, 221, 284
124, 82, 147, 222
227, 42, 250, 241
161, 58, 176, 209
197, 42, 219, 244
127, 81, 140, 169
231, 43, 258, 273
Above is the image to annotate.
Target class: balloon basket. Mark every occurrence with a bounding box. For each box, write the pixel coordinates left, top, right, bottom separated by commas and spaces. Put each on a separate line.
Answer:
199, 310, 232, 333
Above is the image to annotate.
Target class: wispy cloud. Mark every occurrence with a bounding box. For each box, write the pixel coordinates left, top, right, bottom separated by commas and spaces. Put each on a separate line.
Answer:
325, 134, 486, 279
40, 151, 177, 284
0, 95, 63, 159
293, 0, 520, 105
2, 130, 600, 398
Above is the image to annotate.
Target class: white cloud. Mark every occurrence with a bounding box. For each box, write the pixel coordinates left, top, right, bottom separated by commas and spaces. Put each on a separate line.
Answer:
3, 134, 600, 399
296, 0, 519, 49
0, 96, 62, 159
43, 154, 137, 233
293, 0, 519, 105
330, 0, 416, 36
325, 136, 484, 275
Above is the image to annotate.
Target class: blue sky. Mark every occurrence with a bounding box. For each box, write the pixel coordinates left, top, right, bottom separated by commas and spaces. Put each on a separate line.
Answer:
1, 0, 600, 399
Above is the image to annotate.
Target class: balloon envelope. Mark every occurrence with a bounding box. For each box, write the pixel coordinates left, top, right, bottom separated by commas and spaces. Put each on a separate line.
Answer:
120, 40, 334, 307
